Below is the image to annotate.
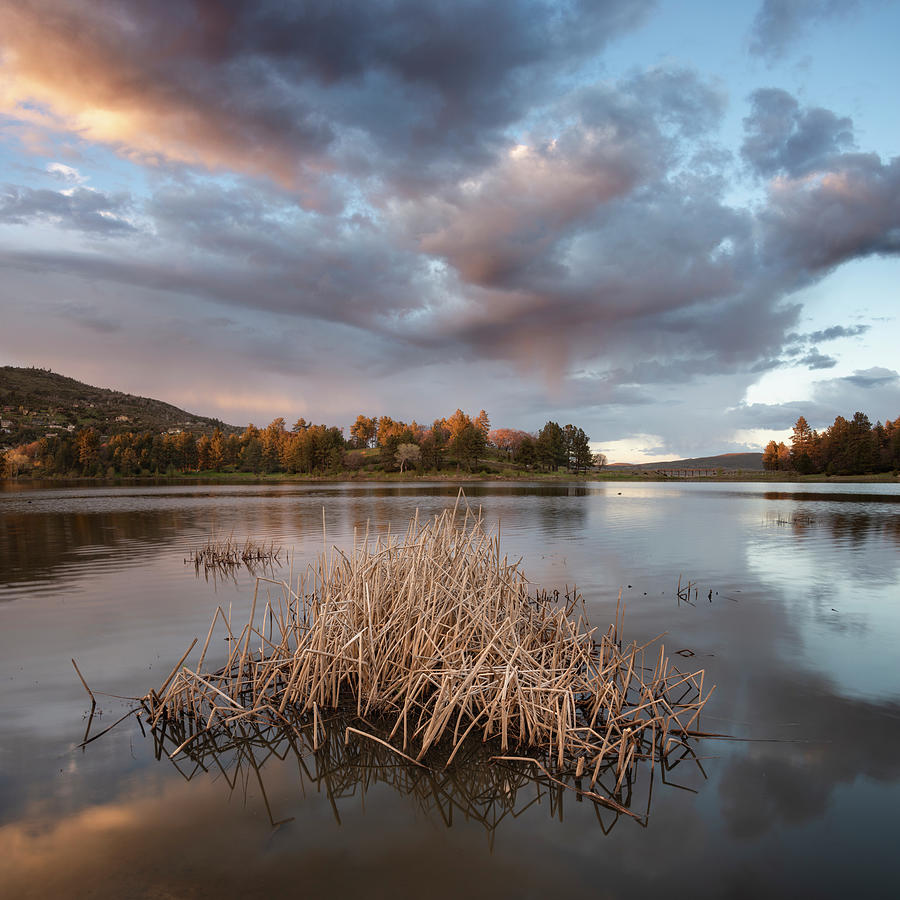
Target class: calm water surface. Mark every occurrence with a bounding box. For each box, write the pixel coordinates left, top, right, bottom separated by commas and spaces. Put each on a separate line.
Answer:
1, 480, 898, 898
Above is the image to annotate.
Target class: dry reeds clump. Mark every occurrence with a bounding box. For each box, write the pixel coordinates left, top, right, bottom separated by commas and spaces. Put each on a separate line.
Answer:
188, 535, 282, 572
148, 495, 711, 801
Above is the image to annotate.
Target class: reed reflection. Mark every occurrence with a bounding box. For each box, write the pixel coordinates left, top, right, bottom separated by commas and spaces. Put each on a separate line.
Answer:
144, 708, 707, 841
761, 509, 900, 548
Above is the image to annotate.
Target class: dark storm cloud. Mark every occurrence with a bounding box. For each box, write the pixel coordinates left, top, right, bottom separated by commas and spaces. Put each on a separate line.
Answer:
0, 185, 135, 234
742, 88, 854, 177
7, 81, 882, 396
408, 67, 727, 291
1, 0, 897, 427
0, 0, 652, 197
748, 0, 862, 60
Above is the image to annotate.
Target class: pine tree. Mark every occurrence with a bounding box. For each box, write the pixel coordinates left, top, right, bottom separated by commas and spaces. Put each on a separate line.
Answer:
791, 416, 814, 473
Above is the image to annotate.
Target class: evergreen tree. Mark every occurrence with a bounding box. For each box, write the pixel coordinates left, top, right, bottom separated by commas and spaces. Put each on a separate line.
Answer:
571, 427, 592, 473
514, 435, 537, 469
451, 422, 486, 471
474, 409, 490, 437
790, 416, 814, 473
537, 421, 566, 471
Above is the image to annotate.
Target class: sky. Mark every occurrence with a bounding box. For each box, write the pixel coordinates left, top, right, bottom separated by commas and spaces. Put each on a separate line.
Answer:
1, 0, 898, 462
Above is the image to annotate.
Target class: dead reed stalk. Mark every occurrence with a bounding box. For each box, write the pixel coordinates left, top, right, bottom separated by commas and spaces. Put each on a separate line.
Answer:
188, 534, 283, 574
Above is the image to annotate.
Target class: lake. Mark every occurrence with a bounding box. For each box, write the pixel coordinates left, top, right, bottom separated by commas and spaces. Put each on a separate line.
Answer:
1, 480, 898, 898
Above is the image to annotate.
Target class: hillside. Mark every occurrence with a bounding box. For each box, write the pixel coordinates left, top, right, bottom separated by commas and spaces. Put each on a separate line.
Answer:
608, 452, 764, 471
0, 366, 239, 444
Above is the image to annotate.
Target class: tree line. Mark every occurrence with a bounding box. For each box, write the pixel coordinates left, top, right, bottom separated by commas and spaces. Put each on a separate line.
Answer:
763, 412, 900, 475
1, 408, 600, 478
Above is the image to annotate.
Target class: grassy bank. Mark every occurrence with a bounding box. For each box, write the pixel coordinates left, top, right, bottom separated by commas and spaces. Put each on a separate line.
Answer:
6, 468, 898, 486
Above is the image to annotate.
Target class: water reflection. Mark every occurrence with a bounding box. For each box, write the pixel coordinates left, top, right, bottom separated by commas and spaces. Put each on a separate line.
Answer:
716, 674, 900, 838
2, 481, 899, 898
762, 490, 900, 504
0, 509, 185, 596
761, 509, 900, 546
142, 708, 708, 839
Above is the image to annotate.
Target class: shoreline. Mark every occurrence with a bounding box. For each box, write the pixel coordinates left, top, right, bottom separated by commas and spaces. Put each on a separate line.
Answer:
3, 470, 898, 486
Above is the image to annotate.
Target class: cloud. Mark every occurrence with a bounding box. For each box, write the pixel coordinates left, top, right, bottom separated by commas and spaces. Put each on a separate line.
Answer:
742, 88, 854, 177
840, 366, 899, 388
761, 152, 900, 274
0, 0, 652, 201
411, 68, 726, 289
805, 324, 869, 342
797, 349, 837, 369
2, 48, 894, 417
0, 184, 135, 234
730, 367, 900, 432
748, 0, 863, 61
45, 163, 87, 185
5, 81, 893, 424
0, 1, 896, 458
54, 300, 124, 335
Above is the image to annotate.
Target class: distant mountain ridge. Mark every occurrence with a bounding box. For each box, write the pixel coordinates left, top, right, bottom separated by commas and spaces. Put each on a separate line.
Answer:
608, 452, 764, 471
0, 366, 239, 443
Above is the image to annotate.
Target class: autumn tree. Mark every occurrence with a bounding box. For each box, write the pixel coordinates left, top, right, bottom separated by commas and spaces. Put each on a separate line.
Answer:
592, 452, 608, 470
445, 409, 472, 442
224, 434, 241, 468
350, 415, 377, 449
376, 416, 411, 447
474, 409, 490, 437
240, 425, 263, 472
119, 445, 138, 475
488, 428, 531, 458
261, 418, 286, 473
76, 427, 100, 470
209, 428, 226, 470
196, 434, 212, 470
884, 416, 900, 470
776, 441, 791, 470
762, 440, 779, 471
174, 431, 198, 472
